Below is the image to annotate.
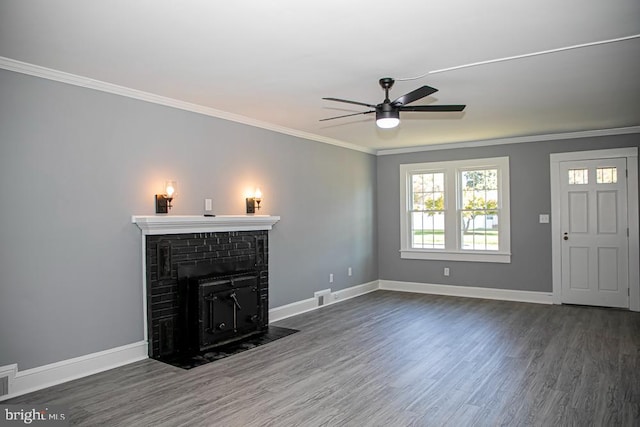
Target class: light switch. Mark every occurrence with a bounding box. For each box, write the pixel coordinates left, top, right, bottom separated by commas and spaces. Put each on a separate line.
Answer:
539, 214, 550, 224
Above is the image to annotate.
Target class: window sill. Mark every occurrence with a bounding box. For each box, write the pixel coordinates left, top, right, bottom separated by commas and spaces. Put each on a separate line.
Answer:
400, 249, 511, 263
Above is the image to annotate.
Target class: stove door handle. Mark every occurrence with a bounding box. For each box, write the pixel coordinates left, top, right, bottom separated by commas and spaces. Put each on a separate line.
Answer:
230, 292, 242, 310
208, 299, 214, 333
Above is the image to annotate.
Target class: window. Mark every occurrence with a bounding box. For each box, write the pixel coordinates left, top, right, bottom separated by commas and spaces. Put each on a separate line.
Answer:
411, 172, 445, 249
568, 168, 589, 184
400, 157, 511, 263
596, 167, 617, 184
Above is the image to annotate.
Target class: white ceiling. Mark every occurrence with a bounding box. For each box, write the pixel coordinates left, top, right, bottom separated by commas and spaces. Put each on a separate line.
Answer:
1, 0, 639, 152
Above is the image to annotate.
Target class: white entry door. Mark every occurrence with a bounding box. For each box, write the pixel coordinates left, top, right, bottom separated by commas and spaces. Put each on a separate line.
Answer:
559, 157, 629, 308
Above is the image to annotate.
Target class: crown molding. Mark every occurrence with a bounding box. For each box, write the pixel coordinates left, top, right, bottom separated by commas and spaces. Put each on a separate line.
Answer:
376, 126, 640, 156
0, 57, 376, 155
3, 57, 637, 158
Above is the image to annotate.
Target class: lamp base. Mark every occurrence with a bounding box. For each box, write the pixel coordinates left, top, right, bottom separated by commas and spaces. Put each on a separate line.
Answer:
156, 195, 169, 214
246, 198, 256, 214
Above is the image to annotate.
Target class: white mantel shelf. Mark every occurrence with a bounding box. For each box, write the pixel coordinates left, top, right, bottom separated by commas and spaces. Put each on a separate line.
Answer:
131, 215, 281, 235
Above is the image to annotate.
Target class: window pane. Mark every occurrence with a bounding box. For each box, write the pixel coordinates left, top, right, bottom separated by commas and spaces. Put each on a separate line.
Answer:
461, 213, 500, 251
412, 212, 445, 249
434, 173, 444, 191
411, 172, 445, 211
462, 169, 498, 191
460, 168, 499, 251
462, 188, 474, 206
568, 169, 588, 184
412, 174, 423, 190
411, 171, 445, 249
596, 167, 617, 184
413, 192, 425, 210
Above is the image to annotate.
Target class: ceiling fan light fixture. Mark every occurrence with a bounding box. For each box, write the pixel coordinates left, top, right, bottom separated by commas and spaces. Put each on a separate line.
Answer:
376, 117, 400, 129
376, 109, 400, 129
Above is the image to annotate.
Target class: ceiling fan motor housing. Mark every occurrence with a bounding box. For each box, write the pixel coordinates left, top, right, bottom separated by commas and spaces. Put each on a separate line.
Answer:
377, 102, 398, 115
376, 102, 400, 128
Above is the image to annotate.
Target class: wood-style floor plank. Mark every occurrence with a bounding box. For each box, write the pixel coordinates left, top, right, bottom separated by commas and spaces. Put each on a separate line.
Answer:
6, 291, 640, 426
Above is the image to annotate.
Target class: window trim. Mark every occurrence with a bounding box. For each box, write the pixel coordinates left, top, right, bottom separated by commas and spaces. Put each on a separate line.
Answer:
400, 157, 511, 263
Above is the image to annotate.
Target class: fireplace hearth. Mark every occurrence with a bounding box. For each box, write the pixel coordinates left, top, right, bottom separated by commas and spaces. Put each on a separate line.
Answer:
160, 325, 298, 370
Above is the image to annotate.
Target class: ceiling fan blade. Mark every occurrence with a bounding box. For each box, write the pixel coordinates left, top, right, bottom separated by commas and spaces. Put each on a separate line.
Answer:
399, 105, 466, 112
391, 86, 438, 106
322, 97, 377, 108
319, 110, 375, 121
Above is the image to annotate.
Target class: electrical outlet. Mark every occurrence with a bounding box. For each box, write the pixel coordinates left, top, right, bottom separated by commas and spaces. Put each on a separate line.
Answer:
329, 273, 334, 283
444, 267, 450, 277
348, 267, 352, 277
205, 199, 213, 211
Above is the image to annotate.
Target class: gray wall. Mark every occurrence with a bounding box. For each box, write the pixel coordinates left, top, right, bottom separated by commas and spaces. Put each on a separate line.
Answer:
377, 133, 640, 291
2, 66, 637, 373
0, 69, 378, 370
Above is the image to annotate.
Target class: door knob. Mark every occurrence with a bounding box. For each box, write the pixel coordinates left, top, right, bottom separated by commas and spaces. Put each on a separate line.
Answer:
563, 232, 569, 241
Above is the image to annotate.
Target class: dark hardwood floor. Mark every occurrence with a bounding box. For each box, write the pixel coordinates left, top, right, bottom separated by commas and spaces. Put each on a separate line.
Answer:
7, 291, 640, 426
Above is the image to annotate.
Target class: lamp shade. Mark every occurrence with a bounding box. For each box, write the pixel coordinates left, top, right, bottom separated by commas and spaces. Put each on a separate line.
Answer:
165, 180, 177, 197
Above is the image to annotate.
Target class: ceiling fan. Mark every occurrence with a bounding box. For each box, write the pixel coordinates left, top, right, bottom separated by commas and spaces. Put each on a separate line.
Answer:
321, 78, 466, 129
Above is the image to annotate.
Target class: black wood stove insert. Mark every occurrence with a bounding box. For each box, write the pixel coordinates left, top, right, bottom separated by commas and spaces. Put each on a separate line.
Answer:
179, 260, 268, 353
144, 231, 269, 360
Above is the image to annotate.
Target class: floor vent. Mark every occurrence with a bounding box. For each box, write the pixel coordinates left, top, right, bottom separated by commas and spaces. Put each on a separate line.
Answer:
314, 289, 332, 306
0, 376, 8, 397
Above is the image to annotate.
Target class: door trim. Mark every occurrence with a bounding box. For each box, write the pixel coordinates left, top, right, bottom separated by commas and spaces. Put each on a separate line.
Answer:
550, 147, 639, 311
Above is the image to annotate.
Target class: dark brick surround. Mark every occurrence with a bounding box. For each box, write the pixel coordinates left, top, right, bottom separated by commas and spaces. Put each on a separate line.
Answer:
145, 231, 268, 358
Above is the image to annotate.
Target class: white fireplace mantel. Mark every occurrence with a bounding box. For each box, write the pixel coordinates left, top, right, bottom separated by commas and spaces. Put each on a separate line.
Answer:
131, 215, 281, 235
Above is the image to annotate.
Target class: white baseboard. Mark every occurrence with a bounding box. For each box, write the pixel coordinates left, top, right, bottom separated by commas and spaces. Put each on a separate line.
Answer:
269, 279, 551, 323
269, 297, 319, 323
269, 280, 379, 323
0, 341, 148, 402
379, 280, 553, 304
333, 280, 379, 302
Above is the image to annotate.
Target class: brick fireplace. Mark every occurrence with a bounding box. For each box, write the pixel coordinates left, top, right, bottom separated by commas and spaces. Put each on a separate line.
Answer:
132, 215, 280, 360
